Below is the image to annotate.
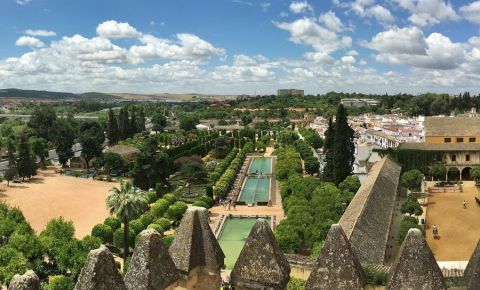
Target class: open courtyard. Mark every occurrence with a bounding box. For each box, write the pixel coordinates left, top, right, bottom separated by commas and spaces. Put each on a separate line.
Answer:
0, 167, 117, 239
425, 181, 480, 261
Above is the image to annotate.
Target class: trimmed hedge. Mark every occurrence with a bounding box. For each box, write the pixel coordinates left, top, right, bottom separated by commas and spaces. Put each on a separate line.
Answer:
163, 193, 177, 205
104, 216, 121, 230
192, 200, 209, 208
213, 145, 250, 197
210, 148, 239, 182
147, 223, 164, 234
156, 218, 171, 231
151, 199, 170, 218
91, 224, 113, 244
113, 227, 136, 249
129, 219, 146, 235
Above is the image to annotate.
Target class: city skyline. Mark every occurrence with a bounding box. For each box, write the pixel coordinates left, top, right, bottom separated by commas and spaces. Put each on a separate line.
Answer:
1, 0, 480, 95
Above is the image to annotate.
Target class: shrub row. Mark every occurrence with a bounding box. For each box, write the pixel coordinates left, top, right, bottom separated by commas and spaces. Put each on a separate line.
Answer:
210, 147, 239, 182
213, 143, 254, 197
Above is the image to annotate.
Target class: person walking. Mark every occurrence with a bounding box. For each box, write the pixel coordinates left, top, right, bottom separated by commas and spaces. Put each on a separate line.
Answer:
463, 200, 467, 209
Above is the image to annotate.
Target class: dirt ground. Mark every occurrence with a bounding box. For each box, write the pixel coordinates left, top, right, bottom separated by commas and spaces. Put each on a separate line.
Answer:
425, 181, 480, 261
0, 167, 118, 239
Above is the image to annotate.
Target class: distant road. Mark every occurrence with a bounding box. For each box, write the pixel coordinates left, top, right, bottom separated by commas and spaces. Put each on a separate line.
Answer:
0, 114, 98, 120
0, 143, 82, 171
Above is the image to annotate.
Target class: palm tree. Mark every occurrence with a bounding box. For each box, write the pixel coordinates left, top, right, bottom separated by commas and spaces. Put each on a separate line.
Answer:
106, 180, 147, 267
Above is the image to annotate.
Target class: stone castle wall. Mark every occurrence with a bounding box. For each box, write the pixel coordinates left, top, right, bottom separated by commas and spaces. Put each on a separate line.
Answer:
6, 207, 480, 290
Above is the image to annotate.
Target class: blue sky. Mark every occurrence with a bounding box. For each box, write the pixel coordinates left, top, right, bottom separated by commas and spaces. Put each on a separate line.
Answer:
1, 0, 480, 95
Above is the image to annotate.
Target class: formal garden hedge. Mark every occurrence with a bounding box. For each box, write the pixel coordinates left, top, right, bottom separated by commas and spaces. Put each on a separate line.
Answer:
210, 147, 239, 182
213, 142, 254, 197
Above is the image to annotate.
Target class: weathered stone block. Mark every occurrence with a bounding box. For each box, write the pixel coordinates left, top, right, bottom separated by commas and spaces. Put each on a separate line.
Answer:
8, 270, 39, 290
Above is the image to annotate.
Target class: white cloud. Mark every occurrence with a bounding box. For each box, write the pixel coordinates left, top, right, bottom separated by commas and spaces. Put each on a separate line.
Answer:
275, 18, 350, 54
130, 33, 226, 62
347, 0, 395, 25
15, 36, 44, 48
460, 1, 480, 24
366, 27, 466, 70
289, 1, 313, 14
319, 11, 344, 32
261, 2, 271, 12
394, 0, 459, 27
96, 20, 141, 39
341, 55, 356, 65
365, 26, 427, 55
16, 0, 31, 5
25, 29, 56, 37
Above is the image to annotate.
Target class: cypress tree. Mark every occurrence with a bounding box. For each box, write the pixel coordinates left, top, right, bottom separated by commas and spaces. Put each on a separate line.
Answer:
130, 106, 137, 137
118, 108, 130, 140
137, 107, 146, 132
322, 117, 335, 182
17, 133, 36, 181
332, 104, 355, 185
107, 108, 120, 145
4, 138, 17, 186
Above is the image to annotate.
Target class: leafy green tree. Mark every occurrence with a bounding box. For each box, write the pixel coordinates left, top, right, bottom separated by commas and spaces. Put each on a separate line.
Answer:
397, 216, 424, 244
429, 163, 447, 181
151, 108, 167, 133
179, 114, 199, 131
5, 139, 17, 186
322, 117, 335, 182
129, 106, 138, 136
150, 199, 170, 218
181, 161, 208, 194
91, 224, 114, 244
338, 175, 361, 194
79, 122, 105, 170
53, 119, 76, 167
106, 180, 148, 266
212, 136, 231, 159
400, 169, 424, 190
304, 156, 319, 176
29, 136, 48, 167
131, 139, 171, 190
95, 152, 128, 177
240, 114, 252, 126
332, 105, 355, 185
28, 107, 57, 141
0, 246, 28, 285
17, 133, 36, 181
277, 130, 298, 144
137, 107, 146, 133
401, 195, 423, 216
472, 166, 480, 181
106, 108, 120, 145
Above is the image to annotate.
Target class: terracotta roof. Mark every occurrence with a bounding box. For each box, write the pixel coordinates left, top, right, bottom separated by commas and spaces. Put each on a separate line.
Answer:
425, 116, 480, 137
400, 143, 480, 151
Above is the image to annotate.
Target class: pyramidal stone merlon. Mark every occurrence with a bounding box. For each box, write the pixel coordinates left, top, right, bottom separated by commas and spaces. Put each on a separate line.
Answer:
387, 228, 447, 290
464, 239, 480, 290
8, 270, 40, 290
168, 206, 225, 276
125, 228, 180, 290
74, 245, 126, 290
230, 218, 290, 290
306, 224, 366, 290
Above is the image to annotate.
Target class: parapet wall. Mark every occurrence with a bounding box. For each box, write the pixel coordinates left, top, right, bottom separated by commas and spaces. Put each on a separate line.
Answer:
6, 209, 480, 290
339, 157, 401, 265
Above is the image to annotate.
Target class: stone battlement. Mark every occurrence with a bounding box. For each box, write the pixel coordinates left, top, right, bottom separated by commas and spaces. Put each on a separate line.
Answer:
6, 207, 480, 290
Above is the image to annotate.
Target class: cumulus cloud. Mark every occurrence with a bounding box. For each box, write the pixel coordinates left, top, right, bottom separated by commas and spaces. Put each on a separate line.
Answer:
349, 0, 395, 25
130, 33, 226, 62
289, 1, 313, 14
394, 0, 459, 27
15, 36, 44, 48
275, 18, 350, 55
96, 20, 142, 39
318, 11, 344, 32
25, 29, 56, 37
366, 27, 465, 70
16, 0, 31, 5
460, 1, 480, 24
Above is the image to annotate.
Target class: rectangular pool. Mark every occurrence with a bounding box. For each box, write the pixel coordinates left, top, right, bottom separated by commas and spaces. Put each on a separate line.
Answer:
238, 177, 270, 204
217, 217, 271, 269
248, 157, 272, 174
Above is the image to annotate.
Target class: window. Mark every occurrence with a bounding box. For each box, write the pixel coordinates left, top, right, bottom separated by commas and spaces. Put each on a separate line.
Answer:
457, 137, 464, 143
444, 138, 451, 143
470, 137, 476, 143
451, 154, 456, 162
466, 154, 471, 162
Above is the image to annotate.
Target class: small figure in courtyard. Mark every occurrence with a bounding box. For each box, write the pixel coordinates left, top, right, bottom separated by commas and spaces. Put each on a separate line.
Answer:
463, 200, 467, 209
432, 224, 439, 239
233, 201, 236, 210
228, 200, 231, 211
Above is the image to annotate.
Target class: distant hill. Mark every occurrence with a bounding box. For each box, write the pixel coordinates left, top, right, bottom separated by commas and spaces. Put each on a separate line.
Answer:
0, 89, 118, 100
0, 88, 238, 102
